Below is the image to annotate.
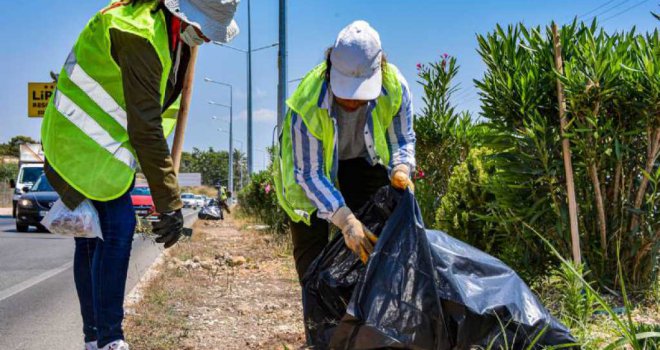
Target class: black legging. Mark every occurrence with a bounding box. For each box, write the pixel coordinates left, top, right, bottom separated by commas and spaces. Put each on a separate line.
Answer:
289, 157, 389, 281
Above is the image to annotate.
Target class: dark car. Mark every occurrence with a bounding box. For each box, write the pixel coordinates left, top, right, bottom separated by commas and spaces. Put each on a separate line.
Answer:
15, 174, 58, 233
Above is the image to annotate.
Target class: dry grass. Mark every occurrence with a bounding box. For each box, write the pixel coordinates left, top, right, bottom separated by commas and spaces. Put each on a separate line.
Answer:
124, 216, 304, 350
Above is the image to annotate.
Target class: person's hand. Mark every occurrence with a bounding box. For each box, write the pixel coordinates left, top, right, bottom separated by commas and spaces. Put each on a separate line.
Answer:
331, 207, 378, 263
391, 164, 414, 191
151, 209, 184, 248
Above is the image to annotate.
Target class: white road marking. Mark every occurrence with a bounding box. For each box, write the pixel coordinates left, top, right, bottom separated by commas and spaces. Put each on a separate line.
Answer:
0, 210, 197, 303
0, 261, 73, 303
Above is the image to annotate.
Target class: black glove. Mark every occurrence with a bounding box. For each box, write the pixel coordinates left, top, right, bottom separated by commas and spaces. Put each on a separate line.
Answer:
152, 209, 184, 248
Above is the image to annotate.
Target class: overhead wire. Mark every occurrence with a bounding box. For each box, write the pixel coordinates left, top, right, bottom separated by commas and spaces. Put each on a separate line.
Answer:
578, 0, 619, 18
601, 0, 652, 22
589, 0, 633, 21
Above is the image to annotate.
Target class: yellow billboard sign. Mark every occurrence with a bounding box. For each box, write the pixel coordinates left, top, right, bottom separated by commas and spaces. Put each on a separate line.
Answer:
28, 82, 55, 118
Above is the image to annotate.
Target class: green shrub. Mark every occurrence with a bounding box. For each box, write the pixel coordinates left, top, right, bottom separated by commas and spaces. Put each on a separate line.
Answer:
414, 55, 477, 227
434, 147, 499, 246
237, 170, 289, 235
0, 163, 18, 181
474, 21, 659, 290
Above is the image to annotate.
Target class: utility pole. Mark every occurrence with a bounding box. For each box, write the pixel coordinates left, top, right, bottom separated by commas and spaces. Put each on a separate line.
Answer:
247, 0, 253, 175
276, 0, 287, 134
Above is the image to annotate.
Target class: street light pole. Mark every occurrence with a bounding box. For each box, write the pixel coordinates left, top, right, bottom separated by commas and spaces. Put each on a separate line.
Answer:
212, 38, 277, 178
233, 139, 245, 191
206, 82, 234, 203
247, 0, 254, 175
277, 0, 287, 134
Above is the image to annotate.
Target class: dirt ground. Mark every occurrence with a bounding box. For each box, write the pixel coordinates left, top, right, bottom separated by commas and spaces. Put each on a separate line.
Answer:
124, 216, 305, 350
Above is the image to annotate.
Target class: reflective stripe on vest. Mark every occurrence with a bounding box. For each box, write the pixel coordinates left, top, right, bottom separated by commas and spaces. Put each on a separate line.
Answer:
41, 0, 174, 201
52, 90, 136, 168
64, 50, 128, 131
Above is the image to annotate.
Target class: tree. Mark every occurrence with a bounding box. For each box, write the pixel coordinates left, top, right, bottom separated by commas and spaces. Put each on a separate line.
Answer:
414, 55, 477, 226
0, 136, 38, 157
179, 147, 247, 189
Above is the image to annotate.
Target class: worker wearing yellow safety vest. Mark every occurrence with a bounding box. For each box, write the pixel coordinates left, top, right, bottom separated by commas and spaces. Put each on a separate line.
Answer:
274, 21, 416, 283
40, 1, 239, 349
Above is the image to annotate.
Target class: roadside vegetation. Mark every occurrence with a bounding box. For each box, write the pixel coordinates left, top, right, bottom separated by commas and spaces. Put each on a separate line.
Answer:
237, 20, 659, 349
179, 147, 248, 189
0, 136, 37, 207
125, 218, 304, 350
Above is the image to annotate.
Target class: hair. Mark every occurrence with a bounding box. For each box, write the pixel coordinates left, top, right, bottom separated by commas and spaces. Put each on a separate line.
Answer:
324, 47, 388, 82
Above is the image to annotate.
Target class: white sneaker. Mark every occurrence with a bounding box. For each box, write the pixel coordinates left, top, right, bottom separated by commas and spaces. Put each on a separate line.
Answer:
84, 341, 98, 350
100, 340, 130, 350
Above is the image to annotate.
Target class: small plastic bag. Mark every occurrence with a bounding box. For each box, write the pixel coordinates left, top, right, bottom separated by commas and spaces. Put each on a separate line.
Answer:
41, 199, 103, 239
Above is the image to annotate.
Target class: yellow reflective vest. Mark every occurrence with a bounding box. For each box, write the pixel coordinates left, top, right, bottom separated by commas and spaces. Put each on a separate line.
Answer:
274, 62, 403, 225
42, 0, 177, 201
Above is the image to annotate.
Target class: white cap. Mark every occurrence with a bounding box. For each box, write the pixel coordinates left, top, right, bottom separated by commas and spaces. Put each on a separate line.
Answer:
164, 0, 240, 43
330, 20, 383, 100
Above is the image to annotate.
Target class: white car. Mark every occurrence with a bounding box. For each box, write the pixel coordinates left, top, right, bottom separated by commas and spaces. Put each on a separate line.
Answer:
181, 193, 196, 208
194, 195, 205, 208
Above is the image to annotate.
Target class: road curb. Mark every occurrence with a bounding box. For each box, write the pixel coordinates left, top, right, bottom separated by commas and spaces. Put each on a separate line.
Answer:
125, 212, 198, 313
124, 245, 167, 313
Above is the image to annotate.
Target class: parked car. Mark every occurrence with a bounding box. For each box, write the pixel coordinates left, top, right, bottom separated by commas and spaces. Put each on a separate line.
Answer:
181, 192, 196, 208
194, 195, 205, 208
15, 174, 57, 233
11, 163, 44, 218
130, 185, 156, 218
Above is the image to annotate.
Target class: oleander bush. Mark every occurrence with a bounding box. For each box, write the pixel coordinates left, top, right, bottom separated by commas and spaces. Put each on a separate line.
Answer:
237, 165, 289, 235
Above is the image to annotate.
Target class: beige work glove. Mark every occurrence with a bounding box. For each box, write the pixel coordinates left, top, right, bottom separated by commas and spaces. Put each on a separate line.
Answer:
331, 207, 378, 263
391, 164, 414, 191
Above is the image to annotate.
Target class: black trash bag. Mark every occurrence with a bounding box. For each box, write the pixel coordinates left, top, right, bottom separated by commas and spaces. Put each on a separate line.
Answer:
198, 205, 222, 220
301, 186, 401, 347
302, 187, 577, 350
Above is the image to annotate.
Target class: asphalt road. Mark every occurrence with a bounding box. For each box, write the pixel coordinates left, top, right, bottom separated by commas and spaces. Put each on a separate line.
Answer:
0, 209, 197, 350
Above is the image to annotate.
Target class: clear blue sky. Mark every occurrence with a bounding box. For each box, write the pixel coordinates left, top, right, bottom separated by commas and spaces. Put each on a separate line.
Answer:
0, 1, 657, 171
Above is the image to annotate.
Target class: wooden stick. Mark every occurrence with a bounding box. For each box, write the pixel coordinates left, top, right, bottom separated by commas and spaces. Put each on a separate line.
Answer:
171, 45, 199, 174
552, 23, 582, 266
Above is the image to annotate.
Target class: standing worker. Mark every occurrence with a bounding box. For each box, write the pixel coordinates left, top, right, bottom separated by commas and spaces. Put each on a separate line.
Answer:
217, 185, 231, 219
275, 20, 416, 282
40, 1, 239, 349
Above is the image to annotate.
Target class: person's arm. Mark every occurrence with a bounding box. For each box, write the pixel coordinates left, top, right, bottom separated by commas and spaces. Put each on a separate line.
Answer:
290, 111, 345, 220
386, 68, 416, 175
110, 29, 182, 212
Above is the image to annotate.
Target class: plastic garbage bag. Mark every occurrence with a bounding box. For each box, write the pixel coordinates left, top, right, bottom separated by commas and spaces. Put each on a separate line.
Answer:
198, 205, 222, 220
302, 187, 577, 349
41, 199, 103, 239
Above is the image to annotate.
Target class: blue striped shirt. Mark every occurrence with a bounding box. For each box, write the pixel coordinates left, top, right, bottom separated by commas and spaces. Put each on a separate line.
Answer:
291, 67, 415, 220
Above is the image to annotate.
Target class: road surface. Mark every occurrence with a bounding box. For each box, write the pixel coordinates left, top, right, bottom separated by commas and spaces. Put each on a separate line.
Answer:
0, 209, 197, 349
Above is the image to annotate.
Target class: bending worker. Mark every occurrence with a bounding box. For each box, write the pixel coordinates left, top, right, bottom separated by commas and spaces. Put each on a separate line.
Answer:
275, 20, 416, 281
40, 1, 239, 349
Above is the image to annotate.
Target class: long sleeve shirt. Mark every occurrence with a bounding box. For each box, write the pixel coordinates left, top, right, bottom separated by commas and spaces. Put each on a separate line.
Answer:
291, 67, 416, 220
46, 6, 187, 212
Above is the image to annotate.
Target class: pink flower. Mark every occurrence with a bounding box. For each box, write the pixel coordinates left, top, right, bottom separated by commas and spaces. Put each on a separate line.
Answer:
264, 183, 271, 194
443, 53, 449, 59
416, 63, 422, 70
414, 169, 425, 180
